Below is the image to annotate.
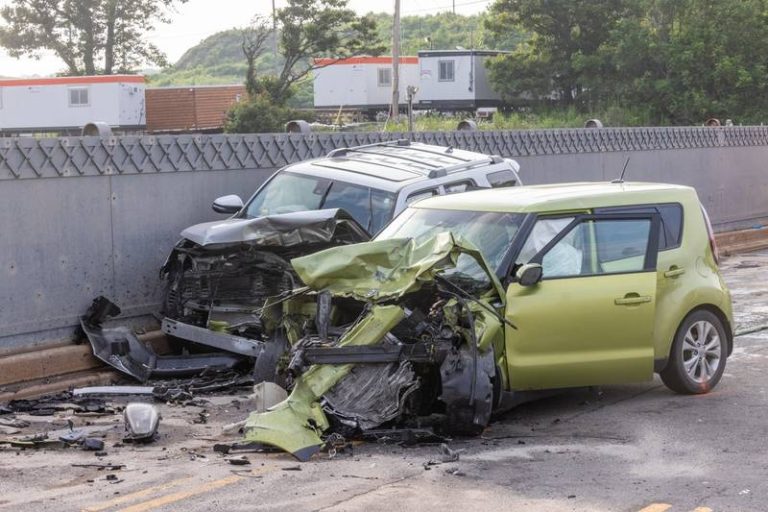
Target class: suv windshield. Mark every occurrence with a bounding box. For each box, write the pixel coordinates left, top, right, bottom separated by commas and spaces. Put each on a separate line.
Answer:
243, 171, 396, 234
377, 208, 525, 289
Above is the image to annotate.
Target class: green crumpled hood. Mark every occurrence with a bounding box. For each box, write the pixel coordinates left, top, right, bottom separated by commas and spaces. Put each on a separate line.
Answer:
290, 232, 504, 301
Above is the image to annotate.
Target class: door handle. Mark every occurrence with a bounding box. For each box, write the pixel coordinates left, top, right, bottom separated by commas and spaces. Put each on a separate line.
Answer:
614, 294, 652, 306
664, 266, 686, 278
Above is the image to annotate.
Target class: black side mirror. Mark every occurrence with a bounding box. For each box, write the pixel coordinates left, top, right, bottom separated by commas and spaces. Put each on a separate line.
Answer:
515, 263, 543, 287
212, 194, 244, 214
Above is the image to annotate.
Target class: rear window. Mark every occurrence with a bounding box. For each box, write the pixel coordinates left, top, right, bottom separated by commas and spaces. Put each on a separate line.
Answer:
595, 203, 683, 250
487, 170, 518, 188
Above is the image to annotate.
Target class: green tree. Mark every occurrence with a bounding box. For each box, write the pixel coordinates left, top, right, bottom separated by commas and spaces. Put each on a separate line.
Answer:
227, 0, 385, 133
599, 0, 768, 123
484, 0, 631, 106
0, 0, 186, 75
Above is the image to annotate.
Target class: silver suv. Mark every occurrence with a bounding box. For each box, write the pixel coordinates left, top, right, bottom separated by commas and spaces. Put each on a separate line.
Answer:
210, 139, 522, 235
152, 140, 521, 374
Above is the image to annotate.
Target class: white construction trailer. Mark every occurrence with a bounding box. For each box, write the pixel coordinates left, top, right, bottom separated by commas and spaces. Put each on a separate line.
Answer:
312, 57, 420, 113
417, 50, 506, 110
0, 75, 146, 134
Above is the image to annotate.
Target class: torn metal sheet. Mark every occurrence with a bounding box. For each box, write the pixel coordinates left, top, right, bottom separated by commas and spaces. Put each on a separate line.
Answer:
242, 233, 507, 460
290, 232, 504, 301
180, 208, 370, 247
80, 296, 244, 382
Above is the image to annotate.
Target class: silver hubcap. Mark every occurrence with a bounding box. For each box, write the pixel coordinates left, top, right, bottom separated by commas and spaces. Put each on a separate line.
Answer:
682, 320, 722, 383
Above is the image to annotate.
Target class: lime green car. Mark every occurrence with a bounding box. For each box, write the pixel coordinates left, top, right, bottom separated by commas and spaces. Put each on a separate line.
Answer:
243, 182, 733, 460
381, 181, 733, 395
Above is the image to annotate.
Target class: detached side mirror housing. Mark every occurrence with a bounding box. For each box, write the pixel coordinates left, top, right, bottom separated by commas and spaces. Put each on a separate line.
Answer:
515, 263, 543, 287
212, 194, 244, 214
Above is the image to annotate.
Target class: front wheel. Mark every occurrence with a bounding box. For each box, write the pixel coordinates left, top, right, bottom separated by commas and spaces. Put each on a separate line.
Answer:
660, 310, 727, 394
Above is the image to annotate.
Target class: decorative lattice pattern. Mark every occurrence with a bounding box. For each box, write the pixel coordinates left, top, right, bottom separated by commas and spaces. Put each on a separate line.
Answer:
2, 126, 768, 180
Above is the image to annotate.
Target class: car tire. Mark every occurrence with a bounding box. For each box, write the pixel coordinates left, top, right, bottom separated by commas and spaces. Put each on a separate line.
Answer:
660, 310, 727, 394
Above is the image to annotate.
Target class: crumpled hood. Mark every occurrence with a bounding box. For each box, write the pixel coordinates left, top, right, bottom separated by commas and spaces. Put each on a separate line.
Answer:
291, 231, 505, 301
180, 208, 370, 247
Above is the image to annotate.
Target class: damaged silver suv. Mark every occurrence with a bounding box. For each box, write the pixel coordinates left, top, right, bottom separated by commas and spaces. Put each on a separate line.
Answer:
81, 141, 520, 381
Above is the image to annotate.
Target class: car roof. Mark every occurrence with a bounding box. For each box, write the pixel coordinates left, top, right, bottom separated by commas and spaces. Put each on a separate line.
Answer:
283, 141, 504, 192
410, 181, 697, 213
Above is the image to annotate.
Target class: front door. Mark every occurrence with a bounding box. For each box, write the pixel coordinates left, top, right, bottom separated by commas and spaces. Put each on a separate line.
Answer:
505, 213, 660, 390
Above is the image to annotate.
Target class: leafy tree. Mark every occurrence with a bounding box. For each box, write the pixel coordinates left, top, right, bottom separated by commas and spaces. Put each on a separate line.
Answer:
0, 0, 186, 75
227, 0, 385, 132
485, 0, 631, 106
267, 0, 386, 104
599, 0, 768, 123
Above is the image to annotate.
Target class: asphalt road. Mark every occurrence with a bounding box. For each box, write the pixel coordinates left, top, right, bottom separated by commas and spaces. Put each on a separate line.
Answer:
1, 251, 767, 512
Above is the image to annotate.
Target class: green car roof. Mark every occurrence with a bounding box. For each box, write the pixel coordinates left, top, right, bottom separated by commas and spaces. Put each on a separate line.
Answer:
412, 181, 697, 213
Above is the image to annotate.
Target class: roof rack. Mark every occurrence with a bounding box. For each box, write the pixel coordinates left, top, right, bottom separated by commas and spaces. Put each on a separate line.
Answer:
427, 155, 504, 178
326, 139, 410, 158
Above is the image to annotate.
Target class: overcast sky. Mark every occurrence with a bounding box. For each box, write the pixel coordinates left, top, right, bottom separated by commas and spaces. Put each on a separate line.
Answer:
0, 0, 490, 77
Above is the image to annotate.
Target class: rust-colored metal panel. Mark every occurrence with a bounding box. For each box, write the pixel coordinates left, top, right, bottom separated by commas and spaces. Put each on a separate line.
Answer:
145, 85, 246, 133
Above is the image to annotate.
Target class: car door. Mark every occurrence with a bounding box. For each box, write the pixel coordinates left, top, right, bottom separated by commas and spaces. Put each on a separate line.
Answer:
505, 213, 661, 390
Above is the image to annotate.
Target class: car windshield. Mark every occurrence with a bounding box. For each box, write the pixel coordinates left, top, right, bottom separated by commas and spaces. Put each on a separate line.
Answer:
243, 171, 396, 234
376, 207, 526, 290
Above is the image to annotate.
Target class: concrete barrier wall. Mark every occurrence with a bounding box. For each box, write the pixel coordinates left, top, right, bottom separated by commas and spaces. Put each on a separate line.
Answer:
1, 127, 767, 348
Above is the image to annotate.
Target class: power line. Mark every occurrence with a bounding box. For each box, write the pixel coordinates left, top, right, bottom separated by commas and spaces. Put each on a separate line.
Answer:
402, 0, 492, 15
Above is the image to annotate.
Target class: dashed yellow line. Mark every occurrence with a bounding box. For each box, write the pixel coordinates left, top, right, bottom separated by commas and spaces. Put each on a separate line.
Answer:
114, 475, 244, 512
638, 505, 672, 512
82, 477, 195, 512
637, 505, 713, 512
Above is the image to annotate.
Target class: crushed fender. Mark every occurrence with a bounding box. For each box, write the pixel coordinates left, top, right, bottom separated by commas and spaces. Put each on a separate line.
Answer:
243, 233, 506, 460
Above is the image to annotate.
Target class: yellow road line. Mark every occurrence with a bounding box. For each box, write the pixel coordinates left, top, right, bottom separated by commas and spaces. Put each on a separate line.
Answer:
638, 505, 672, 512
692, 508, 713, 512
82, 478, 195, 512
114, 475, 244, 512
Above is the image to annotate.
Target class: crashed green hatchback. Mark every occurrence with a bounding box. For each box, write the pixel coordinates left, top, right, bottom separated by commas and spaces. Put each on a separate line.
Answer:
244, 182, 733, 460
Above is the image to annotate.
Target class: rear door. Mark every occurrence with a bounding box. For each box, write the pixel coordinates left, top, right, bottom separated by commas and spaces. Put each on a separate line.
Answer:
505, 213, 661, 390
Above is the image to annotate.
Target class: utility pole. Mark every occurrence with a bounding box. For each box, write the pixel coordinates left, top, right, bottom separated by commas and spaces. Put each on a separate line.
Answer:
272, 0, 279, 74
391, 0, 401, 121
452, 0, 455, 14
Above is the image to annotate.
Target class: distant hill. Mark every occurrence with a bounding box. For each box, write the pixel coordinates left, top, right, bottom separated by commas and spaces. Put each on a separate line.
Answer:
148, 12, 522, 107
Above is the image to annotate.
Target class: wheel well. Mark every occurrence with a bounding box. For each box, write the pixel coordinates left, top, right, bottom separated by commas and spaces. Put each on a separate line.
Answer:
656, 304, 734, 373
681, 304, 734, 356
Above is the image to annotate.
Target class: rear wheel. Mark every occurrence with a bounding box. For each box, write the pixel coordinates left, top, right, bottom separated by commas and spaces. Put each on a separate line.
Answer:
660, 310, 727, 394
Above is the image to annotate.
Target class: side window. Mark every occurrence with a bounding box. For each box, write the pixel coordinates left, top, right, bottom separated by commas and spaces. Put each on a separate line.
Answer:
524, 217, 654, 279
487, 170, 518, 188
595, 203, 682, 250
377, 68, 392, 87
69, 87, 89, 107
518, 217, 575, 264
438, 60, 455, 81
443, 180, 478, 194
406, 189, 438, 205
594, 219, 651, 273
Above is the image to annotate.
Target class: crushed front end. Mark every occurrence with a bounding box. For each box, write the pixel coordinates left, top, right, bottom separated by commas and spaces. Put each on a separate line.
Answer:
243, 233, 509, 460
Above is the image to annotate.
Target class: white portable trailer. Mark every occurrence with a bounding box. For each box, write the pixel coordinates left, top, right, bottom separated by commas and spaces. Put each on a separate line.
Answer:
312, 57, 420, 113
417, 50, 506, 110
0, 75, 146, 134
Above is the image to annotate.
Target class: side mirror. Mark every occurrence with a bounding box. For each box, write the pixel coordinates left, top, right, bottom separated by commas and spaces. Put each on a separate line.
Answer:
515, 263, 543, 287
212, 195, 243, 214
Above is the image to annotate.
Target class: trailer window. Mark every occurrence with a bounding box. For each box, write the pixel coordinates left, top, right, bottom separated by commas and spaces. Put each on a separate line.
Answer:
69, 87, 89, 107
439, 60, 455, 82
377, 68, 392, 87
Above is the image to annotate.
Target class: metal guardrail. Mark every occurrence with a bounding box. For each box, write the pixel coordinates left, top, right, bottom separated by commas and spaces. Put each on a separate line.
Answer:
3, 126, 768, 180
